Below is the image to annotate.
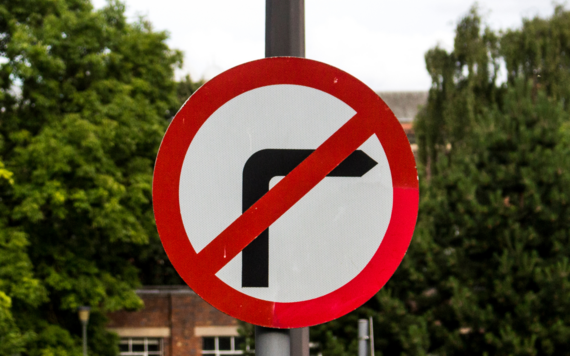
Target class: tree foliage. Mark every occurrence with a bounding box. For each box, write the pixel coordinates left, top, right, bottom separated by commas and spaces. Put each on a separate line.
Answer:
312, 6, 570, 356
0, 0, 184, 354
0, 160, 45, 355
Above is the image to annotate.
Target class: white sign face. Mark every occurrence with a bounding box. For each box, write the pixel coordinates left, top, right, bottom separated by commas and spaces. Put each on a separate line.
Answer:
179, 84, 393, 302
153, 57, 418, 328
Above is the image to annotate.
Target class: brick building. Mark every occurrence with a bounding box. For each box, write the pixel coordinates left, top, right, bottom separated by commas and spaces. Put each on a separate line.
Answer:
106, 91, 427, 356
107, 286, 243, 356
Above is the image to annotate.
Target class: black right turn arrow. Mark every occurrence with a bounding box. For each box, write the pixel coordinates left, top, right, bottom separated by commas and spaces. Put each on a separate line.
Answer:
241, 149, 378, 288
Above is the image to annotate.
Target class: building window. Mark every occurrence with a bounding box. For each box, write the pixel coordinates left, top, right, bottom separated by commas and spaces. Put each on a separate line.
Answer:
119, 338, 163, 356
202, 336, 244, 355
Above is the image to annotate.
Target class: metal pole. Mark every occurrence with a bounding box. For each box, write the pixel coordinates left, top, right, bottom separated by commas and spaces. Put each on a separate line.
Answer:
261, 1, 308, 355
82, 321, 88, 356
358, 319, 369, 356
369, 316, 374, 356
256, 326, 291, 356
265, 0, 305, 58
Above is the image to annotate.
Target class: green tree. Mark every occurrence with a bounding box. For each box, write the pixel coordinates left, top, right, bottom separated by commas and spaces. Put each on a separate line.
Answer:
312, 6, 570, 356
131, 73, 203, 287
0, 0, 183, 354
0, 160, 45, 356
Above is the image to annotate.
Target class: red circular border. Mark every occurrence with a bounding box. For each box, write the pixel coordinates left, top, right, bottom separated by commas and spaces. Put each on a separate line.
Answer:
153, 57, 419, 328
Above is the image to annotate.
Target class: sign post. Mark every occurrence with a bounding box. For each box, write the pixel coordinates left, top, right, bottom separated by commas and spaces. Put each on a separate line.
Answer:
264, 1, 306, 355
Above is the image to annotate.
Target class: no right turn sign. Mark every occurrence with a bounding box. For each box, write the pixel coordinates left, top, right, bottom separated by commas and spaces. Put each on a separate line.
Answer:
153, 57, 419, 328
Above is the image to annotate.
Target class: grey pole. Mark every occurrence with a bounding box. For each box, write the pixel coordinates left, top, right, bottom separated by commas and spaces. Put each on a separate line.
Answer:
358, 319, 369, 356
265, 0, 305, 58
82, 322, 87, 356
256, 326, 291, 356
369, 316, 374, 356
259, 1, 308, 356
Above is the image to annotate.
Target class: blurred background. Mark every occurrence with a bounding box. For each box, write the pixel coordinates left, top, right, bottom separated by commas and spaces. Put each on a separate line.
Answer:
0, 1, 568, 356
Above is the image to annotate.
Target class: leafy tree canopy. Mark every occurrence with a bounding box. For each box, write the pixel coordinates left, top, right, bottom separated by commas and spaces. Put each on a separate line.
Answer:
312, 5, 570, 356
0, 0, 190, 354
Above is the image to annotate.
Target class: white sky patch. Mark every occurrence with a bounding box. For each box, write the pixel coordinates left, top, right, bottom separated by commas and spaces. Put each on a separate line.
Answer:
306, 14, 454, 91
92, 0, 554, 90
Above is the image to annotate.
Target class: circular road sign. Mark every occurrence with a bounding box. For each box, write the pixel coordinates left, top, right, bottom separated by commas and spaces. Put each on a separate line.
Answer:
153, 57, 419, 328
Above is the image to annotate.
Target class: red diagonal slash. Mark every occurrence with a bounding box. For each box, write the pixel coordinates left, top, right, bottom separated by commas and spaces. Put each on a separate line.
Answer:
197, 111, 376, 273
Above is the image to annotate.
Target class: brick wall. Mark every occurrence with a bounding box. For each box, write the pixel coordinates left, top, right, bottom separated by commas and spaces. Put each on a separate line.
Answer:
107, 286, 239, 356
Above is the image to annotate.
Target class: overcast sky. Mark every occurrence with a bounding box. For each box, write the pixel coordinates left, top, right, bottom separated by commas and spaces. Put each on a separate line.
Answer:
92, 0, 555, 91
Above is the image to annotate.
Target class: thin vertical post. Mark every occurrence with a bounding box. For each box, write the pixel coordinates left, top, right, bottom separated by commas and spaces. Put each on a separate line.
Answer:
82, 322, 88, 356
358, 319, 369, 356
369, 316, 374, 356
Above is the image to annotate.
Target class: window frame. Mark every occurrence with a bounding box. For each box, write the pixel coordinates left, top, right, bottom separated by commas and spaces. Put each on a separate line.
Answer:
119, 337, 164, 356
202, 336, 244, 356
